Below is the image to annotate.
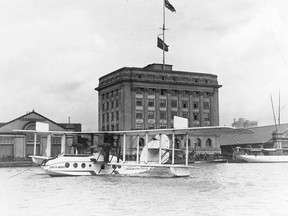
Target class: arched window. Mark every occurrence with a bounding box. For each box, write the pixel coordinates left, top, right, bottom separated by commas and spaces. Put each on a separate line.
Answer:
184, 138, 192, 148
175, 138, 180, 149
139, 138, 145, 147
24, 123, 36, 130
206, 138, 212, 148
24, 123, 38, 142
196, 138, 201, 148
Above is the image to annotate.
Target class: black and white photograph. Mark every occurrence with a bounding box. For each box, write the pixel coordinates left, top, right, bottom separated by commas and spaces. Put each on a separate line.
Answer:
1, 1, 288, 215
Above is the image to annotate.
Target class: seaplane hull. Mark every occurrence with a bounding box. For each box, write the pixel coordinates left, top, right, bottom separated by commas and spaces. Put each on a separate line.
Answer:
169, 167, 190, 177
41, 154, 153, 177
29, 155, 49, 165
41, 154, 115, 177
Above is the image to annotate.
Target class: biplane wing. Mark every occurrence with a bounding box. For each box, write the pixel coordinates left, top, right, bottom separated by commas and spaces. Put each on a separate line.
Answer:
102, 126, 253, 136
14, 126, 253, 136
13, 124, 253, 177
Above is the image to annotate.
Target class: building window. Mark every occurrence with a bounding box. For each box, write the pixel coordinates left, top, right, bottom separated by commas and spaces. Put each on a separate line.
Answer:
148, 89, 155, 95
139, 138, 145, 147
171, 100, 177, 108
111, 112, 114, 121
106, 113, 109, 122
160, 111, 166, 119
111, 101, 114, 109
196, 138, 201, 147
160, 89, 167, 96
193, 113, 199, 121
206, 138, 212, 147
106, 102, 109, 110
136, 88, 142, 95
182, 101, 188, 109
203, 102, 210, 110
51, 137, 61, 145
160, 124, 166, 129
193, 102, 199, 109
102, 114, 105, 122
182, 91, 189, 97
171, 111, 178, 119
136, 111, 143, 119
171, 90, 178, 96
116, 111, 119, 120
148, 99, 155, 107
148, 111, 155, 119
116, 100, 119, 108
102, 103, 105, 110
160, 100, 166, 108
182, 111, 188, 119
136, 99, 143, 106
204, 113, 210, 121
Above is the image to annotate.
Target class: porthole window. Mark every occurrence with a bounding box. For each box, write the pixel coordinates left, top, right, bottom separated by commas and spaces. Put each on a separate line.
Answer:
89, 164, 92, 167
73, 163, 78, 168
65, 162, 70, 168
81, 163, 86, 168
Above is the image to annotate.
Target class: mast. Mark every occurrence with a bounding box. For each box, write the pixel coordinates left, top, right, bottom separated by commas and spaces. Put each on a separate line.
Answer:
270, 94, 278, 132
162, 0, 166, 70
159, 0, 175, 70
278, 89, 280, 125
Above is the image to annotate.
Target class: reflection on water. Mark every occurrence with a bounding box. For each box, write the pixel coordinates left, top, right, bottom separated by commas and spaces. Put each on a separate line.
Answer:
1, 163, 288, 216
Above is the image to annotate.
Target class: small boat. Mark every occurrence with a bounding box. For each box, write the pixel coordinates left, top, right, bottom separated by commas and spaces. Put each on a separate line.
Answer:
234, 147, 288, 163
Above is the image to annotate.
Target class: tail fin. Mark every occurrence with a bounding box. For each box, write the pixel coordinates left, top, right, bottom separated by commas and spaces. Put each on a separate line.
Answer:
140, 134, 170, 163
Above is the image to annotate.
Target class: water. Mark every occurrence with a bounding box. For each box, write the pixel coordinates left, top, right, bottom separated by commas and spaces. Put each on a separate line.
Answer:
0, 163, 288, 216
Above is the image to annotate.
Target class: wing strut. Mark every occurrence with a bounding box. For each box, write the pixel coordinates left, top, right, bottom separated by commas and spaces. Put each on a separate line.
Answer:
172, 131, 175, 164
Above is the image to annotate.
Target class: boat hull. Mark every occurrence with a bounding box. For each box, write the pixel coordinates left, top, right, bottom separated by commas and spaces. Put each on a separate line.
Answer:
169, 167, 190, 177
237, 155, 288, 163
29, 155, 49, 165
41, 154, 152, 177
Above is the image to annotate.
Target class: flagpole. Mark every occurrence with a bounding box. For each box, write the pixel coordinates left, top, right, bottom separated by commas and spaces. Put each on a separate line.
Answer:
163, 0, 165, 70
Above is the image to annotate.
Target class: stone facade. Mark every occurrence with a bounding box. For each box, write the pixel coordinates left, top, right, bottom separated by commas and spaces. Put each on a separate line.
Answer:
95, 63, 222, 131
95, 63, 222, 154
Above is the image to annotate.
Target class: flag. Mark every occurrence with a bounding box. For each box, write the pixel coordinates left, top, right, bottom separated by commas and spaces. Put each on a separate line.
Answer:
165, 0, 176, 12
157, 37, 169, 52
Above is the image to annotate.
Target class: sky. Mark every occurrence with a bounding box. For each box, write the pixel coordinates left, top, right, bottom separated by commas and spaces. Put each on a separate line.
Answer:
1, 0, 288, 130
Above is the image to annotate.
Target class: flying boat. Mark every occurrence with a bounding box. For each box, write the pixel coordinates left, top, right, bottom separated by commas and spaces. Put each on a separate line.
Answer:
14, 120, 252, 177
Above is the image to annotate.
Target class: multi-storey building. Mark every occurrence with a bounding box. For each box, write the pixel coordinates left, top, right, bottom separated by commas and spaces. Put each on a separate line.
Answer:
232, 118, 258, 128
95, 63, 222, 131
